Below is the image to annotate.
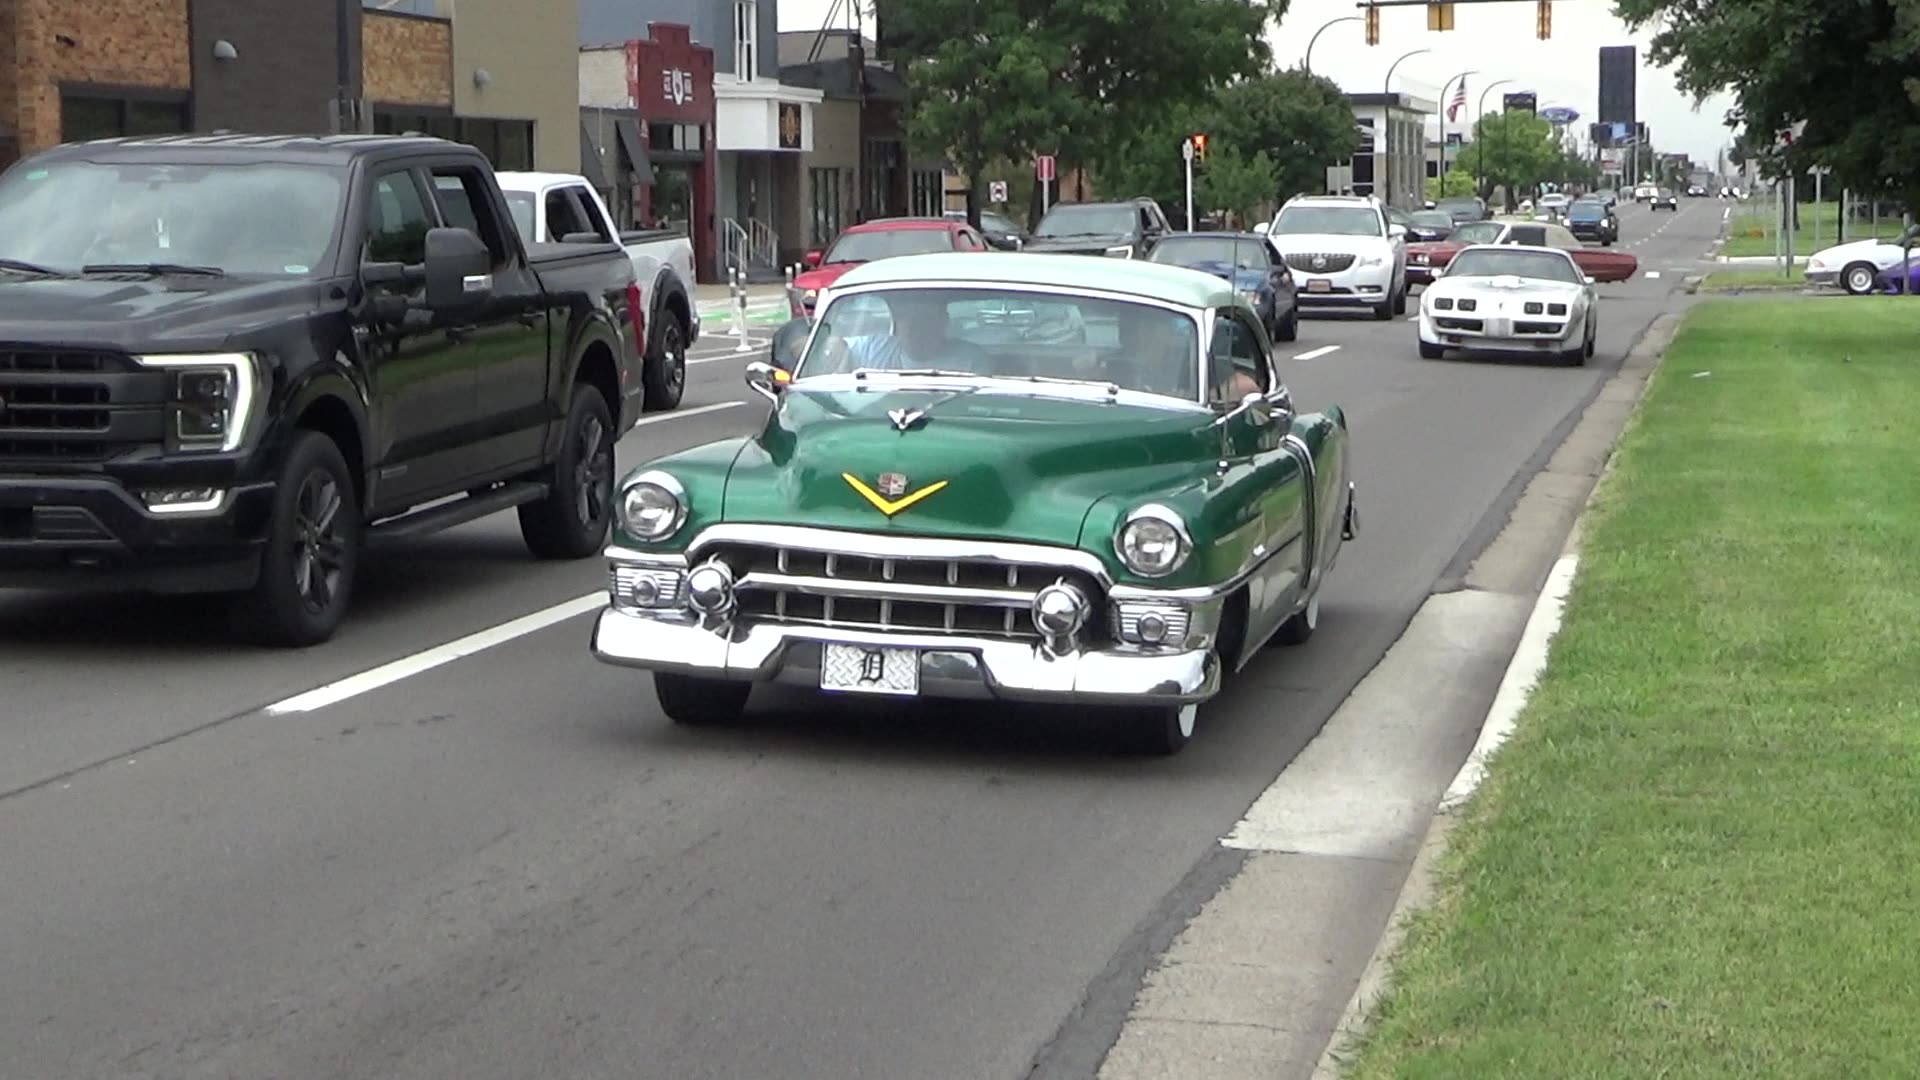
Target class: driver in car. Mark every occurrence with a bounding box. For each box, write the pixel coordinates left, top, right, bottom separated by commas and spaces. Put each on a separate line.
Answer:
830, 293, 993, 373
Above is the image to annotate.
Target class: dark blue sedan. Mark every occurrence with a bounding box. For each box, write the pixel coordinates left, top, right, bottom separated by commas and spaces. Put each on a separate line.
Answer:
1147, 231, 1300, 342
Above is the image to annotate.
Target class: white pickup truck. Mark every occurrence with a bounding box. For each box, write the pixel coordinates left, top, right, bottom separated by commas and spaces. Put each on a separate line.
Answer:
497, 171, 699, 412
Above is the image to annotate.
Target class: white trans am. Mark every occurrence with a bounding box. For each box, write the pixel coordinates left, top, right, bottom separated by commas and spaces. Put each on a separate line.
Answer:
1417, 243, 1597, 366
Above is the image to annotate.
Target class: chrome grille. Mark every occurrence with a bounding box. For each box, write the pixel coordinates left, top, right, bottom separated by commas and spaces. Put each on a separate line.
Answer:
1284, 252, 1356, 273
702, 541, 1106, 642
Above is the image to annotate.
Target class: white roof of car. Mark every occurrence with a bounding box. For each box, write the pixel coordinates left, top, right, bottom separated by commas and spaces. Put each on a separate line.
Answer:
494, 171, 589, 191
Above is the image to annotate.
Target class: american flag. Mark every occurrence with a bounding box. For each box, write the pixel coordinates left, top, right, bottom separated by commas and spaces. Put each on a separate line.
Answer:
1447, 80, 1468, 123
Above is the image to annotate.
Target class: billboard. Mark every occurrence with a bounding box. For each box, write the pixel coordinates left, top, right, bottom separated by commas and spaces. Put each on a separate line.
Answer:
1503, 91, 1538, 114
1598, 45, 1637, 125
1539, 106, 1580, 125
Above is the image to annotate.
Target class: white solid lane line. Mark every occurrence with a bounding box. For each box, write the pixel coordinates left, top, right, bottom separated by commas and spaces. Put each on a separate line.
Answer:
267, 593, 605, 714
633, 400, 744, 425
1293, 345, 1341, 360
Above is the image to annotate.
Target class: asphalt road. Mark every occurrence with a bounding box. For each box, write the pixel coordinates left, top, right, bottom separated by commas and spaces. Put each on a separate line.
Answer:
0, 198, 1724, 1080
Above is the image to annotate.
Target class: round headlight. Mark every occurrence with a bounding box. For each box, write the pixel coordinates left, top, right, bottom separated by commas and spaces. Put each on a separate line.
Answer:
619, 471, 686, 541
1116, 506, 1191, 578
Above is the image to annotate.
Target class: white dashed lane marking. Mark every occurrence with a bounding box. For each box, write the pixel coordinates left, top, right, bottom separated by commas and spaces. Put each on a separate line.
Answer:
1293, 345, 1342, 360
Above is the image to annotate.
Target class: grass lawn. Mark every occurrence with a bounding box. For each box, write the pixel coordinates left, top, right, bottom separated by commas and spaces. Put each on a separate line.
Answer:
1698, 268, 1806, 292
1722, 202, 1904, 258
1343, 296, 1920, 1079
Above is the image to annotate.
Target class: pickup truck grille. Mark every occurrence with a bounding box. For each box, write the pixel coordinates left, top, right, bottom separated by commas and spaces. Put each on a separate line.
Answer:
703, 541, 1107, 642
0, 348, 165, 462
1284, 252, 1357, 273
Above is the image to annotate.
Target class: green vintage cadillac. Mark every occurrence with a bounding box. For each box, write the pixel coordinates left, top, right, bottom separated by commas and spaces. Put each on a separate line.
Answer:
589, 251, 1357, 754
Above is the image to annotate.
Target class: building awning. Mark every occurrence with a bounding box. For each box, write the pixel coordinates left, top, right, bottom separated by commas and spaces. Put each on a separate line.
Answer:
615, 117, 654, 186
578, 120, 611, 189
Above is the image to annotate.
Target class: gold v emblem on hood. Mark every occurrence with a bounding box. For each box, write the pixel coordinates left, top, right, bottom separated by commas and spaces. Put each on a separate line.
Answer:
843, 472, 949, 517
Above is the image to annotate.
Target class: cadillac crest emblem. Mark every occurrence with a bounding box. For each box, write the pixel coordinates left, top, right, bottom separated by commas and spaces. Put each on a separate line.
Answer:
876, 472, 909, 497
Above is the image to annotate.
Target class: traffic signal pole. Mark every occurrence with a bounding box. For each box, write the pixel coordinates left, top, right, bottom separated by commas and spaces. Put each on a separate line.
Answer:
1183, 137, 1196, 231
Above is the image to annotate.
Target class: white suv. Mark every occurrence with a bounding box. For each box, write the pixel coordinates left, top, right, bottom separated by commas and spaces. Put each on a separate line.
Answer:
1263, 195, 1408, 320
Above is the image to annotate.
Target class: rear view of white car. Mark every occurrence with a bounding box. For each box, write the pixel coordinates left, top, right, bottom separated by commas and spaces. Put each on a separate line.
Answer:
1418, 244, 1597, 366
1263, 195, 1408, 320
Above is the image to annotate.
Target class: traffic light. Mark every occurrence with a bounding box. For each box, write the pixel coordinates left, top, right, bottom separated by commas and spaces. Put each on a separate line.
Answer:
1191, 133, 1208, 164
1536, 0, 1552, 39
1365, 4, 1380, 45
1427, 2, 1455, 32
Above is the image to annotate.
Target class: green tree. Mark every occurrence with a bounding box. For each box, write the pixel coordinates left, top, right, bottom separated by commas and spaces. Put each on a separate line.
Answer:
1611, 0, 1920, 211
1209, 70, 1357, 204
1200, 146, 1282, 226
1426, 168, 1477, 201
881, 0, 1281, 227
1466, 110, 1560, 207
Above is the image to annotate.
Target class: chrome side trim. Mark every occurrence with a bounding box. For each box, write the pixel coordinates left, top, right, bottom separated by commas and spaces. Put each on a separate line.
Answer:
1281, 430, 1320, 599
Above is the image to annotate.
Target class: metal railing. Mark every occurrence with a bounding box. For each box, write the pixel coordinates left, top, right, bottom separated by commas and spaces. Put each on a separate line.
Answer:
722, 217, 781, 274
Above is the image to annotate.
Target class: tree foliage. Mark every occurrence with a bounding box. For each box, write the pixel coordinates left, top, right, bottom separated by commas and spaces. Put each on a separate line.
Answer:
1426, 168, 1477, 201
1090, 69, 1354, 226
880, 0, 1283, 224
1611, 0, 1920, 208
1200, 147, 1282, 226
1465, 110, 1561, 205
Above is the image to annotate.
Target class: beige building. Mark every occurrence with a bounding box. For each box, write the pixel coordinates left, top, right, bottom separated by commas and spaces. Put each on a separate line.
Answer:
449, 0, 578, 173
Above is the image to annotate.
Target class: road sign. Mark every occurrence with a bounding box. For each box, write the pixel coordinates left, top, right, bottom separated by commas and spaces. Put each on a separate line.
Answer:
1035, 155, 1056, 182
989, 180, 1009, 203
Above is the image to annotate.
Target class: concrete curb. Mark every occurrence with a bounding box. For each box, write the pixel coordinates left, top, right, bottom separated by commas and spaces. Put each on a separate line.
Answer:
1306, 309, 1685, 1079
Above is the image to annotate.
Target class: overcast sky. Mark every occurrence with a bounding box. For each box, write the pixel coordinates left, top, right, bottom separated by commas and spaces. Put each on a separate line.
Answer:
775, 0, 1738, 167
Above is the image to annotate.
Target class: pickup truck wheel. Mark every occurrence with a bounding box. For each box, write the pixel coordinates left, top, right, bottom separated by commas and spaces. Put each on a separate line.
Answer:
1274, 593, 1319, 646
643, 311, 688, 412
235, 430, 359, 647
655, 672, 750, 725
1117, 703, 1197, 756
519, 384, 615, 559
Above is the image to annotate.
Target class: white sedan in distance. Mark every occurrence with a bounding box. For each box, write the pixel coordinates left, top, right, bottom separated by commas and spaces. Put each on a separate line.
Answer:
1417, 244, 1597, 366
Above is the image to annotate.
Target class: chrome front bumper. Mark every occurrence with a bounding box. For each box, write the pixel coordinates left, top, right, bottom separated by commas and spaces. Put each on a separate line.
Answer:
590, 611, 1220, 705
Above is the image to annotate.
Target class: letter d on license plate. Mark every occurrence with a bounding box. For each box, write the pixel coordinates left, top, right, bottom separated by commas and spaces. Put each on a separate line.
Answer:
821, 643, 920, 696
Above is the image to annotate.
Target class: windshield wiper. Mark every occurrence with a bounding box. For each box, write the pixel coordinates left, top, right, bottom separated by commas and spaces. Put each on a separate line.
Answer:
851, 367, 982, 381
81, 262, 226, 278
0, 257, 67, 276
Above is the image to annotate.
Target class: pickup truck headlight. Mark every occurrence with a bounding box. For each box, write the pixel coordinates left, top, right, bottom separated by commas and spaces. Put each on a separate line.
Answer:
619, 470, 687, 541
1115, 504, 1191, 578
135, 352, 261, 454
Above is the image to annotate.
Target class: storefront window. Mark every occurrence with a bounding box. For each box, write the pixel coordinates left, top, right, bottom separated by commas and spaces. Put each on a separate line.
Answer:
809, 166, 844, 245
60, 93, 189, 143
652, 163, 693, 234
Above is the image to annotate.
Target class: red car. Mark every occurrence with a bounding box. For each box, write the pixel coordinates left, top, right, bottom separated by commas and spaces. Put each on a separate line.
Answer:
789, 217, 993, 317
1407, 219, 1637, 286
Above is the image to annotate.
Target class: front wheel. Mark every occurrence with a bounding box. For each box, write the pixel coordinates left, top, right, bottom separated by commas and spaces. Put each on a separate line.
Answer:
1842, 262, 1878, 296
1274, 592, 1320, 645
1419, 338, 1445, 360
519, 384, 616, 559
1392, 283, 1408, 315
234, 430, 361, 647
1115, 702, 1198, 756
655, 672, 751, 725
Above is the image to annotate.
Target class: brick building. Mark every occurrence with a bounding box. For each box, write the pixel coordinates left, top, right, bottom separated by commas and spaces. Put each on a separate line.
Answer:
0, 0, 575, 174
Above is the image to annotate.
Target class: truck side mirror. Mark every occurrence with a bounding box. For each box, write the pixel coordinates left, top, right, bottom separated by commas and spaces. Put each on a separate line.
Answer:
423, 226, 493, 310
802, 250, 824, 269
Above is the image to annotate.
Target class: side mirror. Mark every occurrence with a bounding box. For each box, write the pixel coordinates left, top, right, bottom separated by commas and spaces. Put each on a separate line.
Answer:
745, 360, 791, 403
768, 316, 810, 372
1252, 222, 1271, 236
1584, 275, 1596, 285
802, 249, 824, 269
423, 226, 493, 310
1430, 265, 1445, 278
1389, 223, 1408, 239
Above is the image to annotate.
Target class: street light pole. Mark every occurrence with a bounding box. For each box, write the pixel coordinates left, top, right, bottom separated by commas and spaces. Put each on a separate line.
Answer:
1439, 69, 1478, 190
1381, 47, 1430, 208
1475, 78, 1515, 199
1304, 16, 1362, 73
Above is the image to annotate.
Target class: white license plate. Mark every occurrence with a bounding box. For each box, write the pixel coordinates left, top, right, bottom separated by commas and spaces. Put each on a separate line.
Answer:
820, 643, 920, 696
1305, 279, 1332, 293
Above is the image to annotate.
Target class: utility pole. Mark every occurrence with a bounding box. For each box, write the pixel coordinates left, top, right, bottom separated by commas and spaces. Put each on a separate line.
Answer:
1183, 137, 1196, 231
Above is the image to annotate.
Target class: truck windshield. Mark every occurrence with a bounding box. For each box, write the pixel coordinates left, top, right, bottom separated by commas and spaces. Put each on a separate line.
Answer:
0, 160, 346, 276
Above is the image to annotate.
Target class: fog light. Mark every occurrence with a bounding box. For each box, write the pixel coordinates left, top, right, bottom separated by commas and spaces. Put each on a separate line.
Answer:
630, 576, 659, 605
1031, 581, 1089, 638
686, 561, 735, 614
1136, 612, 1168, 644
140, 487, 224, 513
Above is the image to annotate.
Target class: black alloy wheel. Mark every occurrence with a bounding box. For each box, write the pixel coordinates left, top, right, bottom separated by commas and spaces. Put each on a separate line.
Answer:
519, 384, 616, 559
234, 429, 360, 647
644, 312, 688, 412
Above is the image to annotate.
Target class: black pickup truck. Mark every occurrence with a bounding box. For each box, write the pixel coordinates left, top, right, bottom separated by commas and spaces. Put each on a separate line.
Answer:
0, 134, 644, 645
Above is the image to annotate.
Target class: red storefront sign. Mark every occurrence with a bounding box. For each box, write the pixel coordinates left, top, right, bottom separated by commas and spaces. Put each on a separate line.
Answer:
623, 23, 719, 283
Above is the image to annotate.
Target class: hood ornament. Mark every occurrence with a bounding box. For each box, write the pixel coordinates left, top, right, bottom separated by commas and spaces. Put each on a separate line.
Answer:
887, 406, 929, 432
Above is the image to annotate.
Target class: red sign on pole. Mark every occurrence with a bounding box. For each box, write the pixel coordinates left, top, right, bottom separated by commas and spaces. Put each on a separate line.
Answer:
1035, 155, 1056, 182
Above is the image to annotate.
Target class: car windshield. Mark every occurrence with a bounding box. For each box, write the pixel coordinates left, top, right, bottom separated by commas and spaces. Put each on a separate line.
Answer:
1033, 204, 1137, 237
1568, 201, 1607, 220
1410, 211, 1454, 228
1148, 236, 1266, 271
0, 159, 346, 276
1437, 199, 1480, 216
504, 191, 536, 242
979, 211, 1020, 234
1271, 206, 1381, 237
796, 286, 1203, 401
1447, 248, 1581, 284
1448, 221, 1506, 244
822, 227, 955, 264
